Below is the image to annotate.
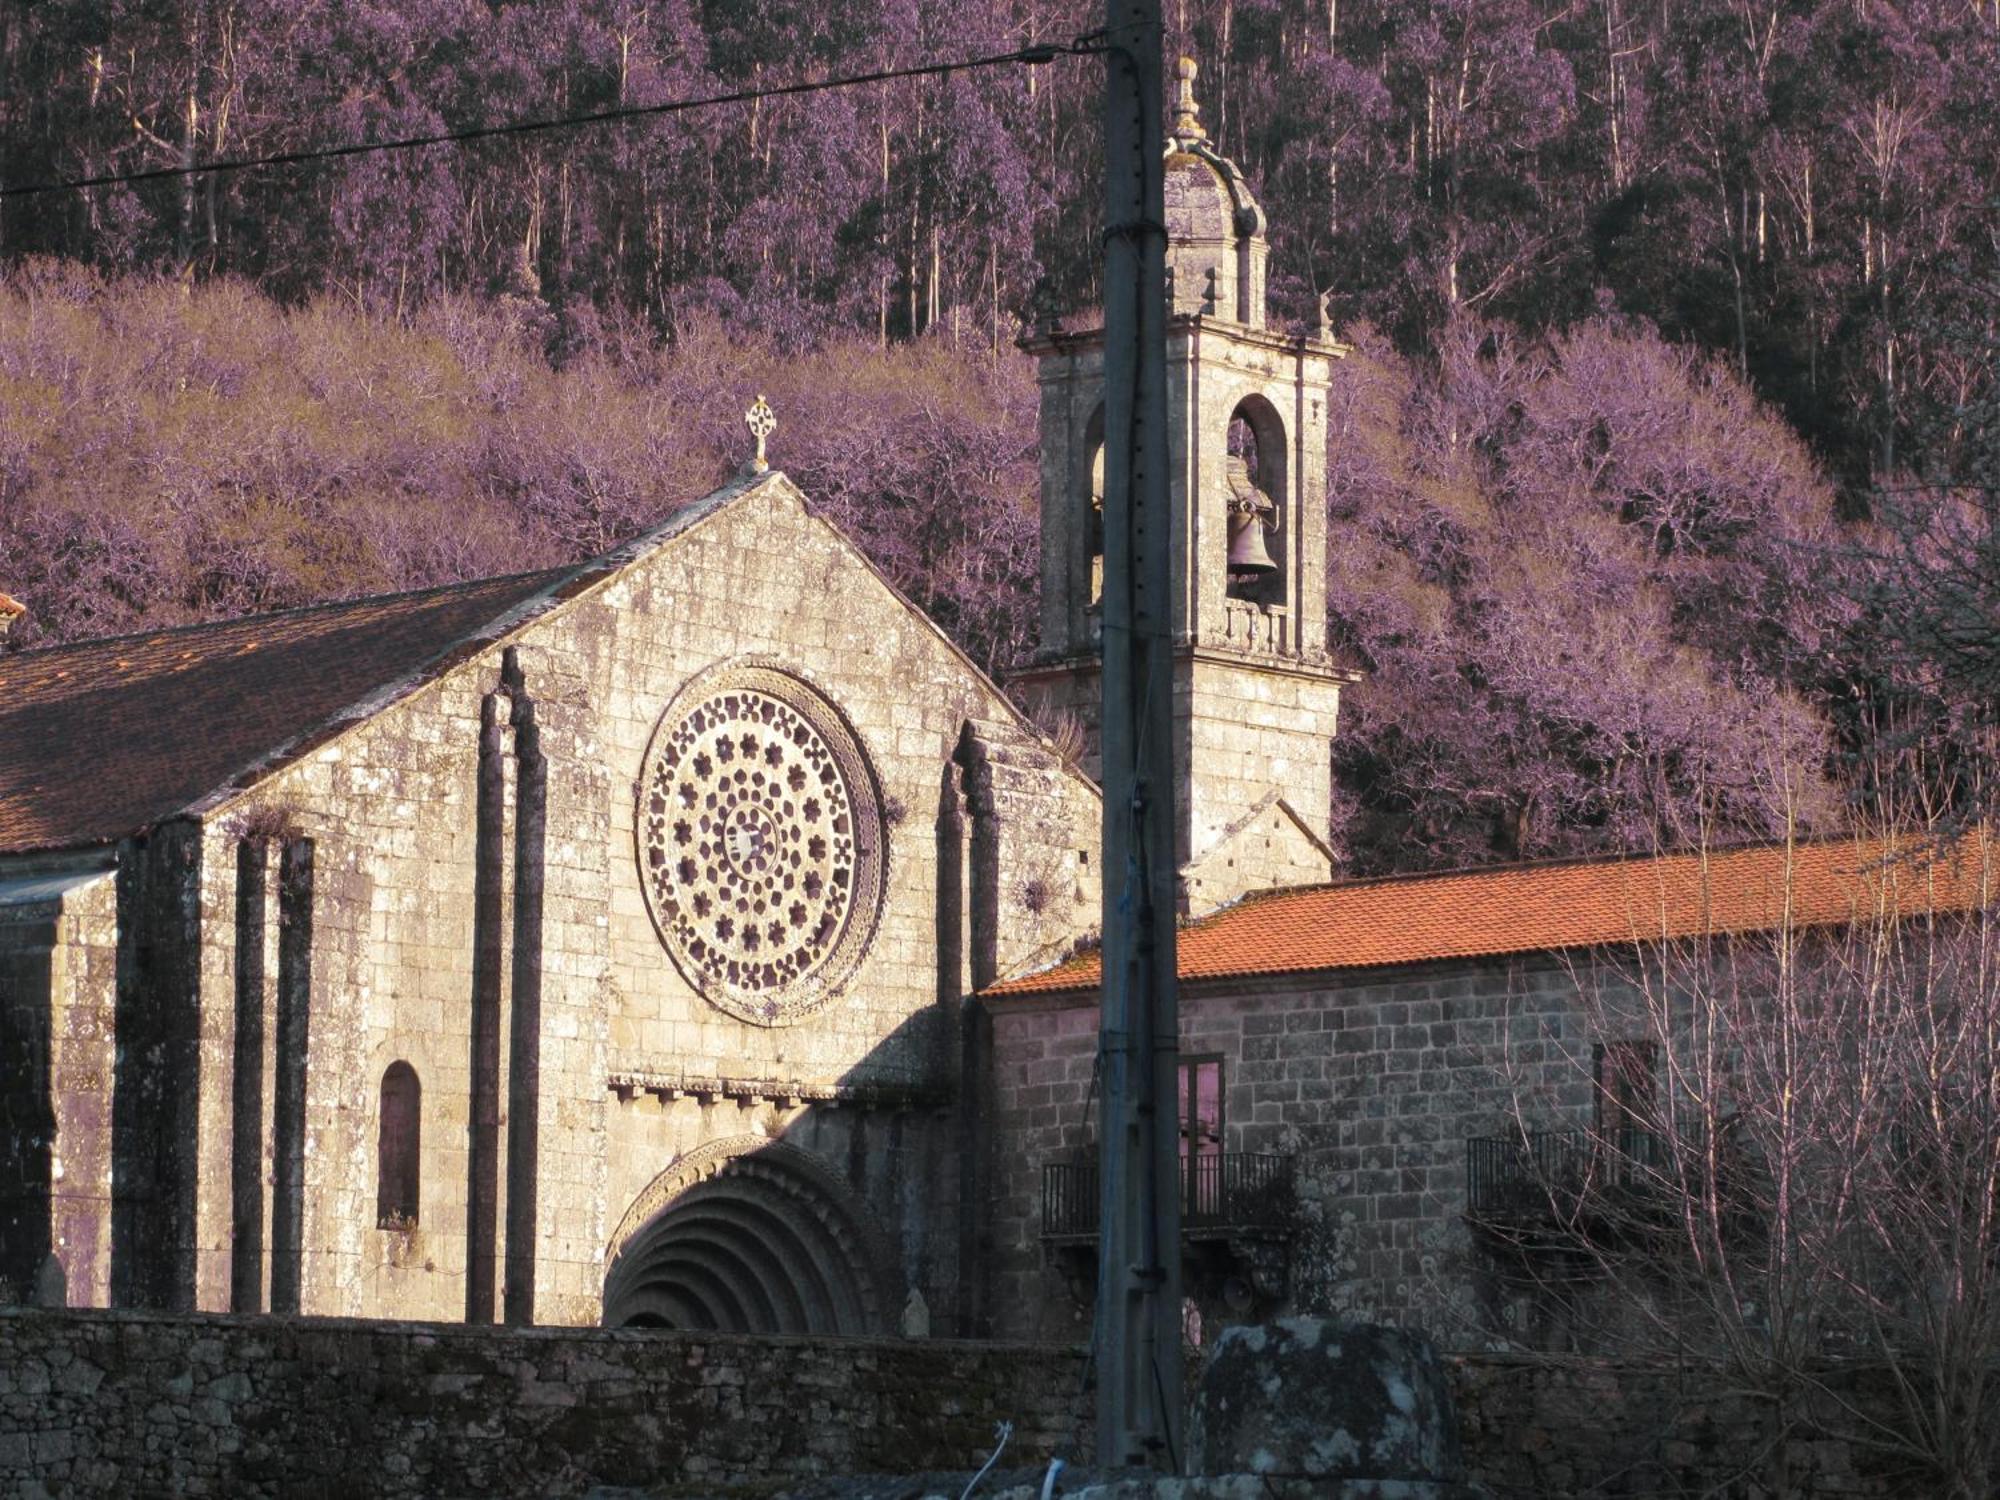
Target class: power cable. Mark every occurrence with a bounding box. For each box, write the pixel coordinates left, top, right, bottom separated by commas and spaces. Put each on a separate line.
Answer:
0, 34, 1106, 201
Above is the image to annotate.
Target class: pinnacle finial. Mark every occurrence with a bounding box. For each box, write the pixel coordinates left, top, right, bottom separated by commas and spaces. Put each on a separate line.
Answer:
744, 394, 776, 475
1173, 57, 1206, 142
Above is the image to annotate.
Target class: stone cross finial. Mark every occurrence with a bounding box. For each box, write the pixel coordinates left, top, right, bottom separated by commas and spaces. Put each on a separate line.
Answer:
744, 394, 776, 475
1173, 57, 1207, 142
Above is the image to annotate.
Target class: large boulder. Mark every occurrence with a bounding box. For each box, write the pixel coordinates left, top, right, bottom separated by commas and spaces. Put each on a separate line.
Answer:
1188, 1319, 1474, 1493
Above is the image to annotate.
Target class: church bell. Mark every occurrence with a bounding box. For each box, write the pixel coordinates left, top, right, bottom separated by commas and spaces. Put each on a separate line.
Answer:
1225, 455, 1279, 576
1227, 509, 1278, 574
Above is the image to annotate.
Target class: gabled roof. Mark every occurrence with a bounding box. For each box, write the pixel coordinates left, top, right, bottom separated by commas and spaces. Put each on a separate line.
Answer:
0, 570, 572, 854
0, 468, 813, 856
986, 834, 1996, 999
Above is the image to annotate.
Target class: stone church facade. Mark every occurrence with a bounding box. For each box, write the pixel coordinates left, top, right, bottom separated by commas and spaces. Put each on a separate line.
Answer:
0, 468, 1109, 1330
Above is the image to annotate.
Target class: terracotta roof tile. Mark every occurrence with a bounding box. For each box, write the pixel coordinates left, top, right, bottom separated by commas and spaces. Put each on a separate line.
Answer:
986, 835, 1996, 998
0, 571, 570, 854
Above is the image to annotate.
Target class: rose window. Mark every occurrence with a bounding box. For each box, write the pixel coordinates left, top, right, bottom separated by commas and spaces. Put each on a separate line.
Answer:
637, 667, 887, 1024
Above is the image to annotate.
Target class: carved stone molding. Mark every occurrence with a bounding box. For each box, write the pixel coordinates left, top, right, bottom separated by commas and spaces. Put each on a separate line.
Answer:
603, 1134, 892, 1334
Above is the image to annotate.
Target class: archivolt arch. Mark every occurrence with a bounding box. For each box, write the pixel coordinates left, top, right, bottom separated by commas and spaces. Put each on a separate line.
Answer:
603, 1135, 891, 1335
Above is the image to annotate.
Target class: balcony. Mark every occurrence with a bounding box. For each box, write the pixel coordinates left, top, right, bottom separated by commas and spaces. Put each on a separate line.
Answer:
1040, 1152, 1296, 1242
1465, 1126, 1687, 1242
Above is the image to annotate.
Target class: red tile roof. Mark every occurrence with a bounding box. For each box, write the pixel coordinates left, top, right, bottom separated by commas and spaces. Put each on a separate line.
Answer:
0, 571, 570, 854
986, 835, 1997, 998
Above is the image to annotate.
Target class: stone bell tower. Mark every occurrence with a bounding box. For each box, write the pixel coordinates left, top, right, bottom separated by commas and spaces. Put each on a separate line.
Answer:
1014, 59, 1357, 912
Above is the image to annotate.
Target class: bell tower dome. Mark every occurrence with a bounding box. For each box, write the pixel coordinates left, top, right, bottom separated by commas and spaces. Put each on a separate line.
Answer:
1015, 59, 1357, 912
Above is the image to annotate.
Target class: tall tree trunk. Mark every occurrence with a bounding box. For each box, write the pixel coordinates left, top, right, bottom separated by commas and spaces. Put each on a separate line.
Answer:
928, 221, 941, 332
1604, 0, 1628, 189
179, 2, 209, 272
880, 102, 892, 347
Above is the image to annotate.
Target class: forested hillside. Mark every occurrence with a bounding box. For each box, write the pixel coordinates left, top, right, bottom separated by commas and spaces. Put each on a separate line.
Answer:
1, 0, 1993, 869
5, 0, 1994, 480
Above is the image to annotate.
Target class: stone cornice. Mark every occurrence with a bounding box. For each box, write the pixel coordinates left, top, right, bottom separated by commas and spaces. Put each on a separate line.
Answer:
606, 1068, 948, 1110
1020, 313, 1349, 363
1011, 643, 1363, 688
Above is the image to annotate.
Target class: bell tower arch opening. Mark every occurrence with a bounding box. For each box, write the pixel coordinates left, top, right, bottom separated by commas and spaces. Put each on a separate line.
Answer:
1223, 396, 1287, 609
602, 1137, 888, 1336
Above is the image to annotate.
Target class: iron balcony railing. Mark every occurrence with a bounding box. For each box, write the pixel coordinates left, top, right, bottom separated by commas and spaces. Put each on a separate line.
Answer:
1465, 1127, 1669, 1223
1041, 1152, 1295, 1239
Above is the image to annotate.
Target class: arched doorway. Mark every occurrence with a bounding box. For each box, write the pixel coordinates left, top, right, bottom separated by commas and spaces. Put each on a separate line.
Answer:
603, 1136, 888, 1335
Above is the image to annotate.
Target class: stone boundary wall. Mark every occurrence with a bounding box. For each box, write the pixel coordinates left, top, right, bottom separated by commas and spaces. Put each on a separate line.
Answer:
1450, 1351, 1906, 1498
0, 1308, 1917, 1499
0, 1308, 1090, 1498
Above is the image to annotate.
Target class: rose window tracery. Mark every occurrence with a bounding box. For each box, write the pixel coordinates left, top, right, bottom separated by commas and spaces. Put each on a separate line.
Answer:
637, 667, 886, 1024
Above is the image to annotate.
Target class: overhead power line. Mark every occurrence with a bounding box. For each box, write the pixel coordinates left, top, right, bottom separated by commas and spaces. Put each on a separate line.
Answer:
0, 34, 1107, 202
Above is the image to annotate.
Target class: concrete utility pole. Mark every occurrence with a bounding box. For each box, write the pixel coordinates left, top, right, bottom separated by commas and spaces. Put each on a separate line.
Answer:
1096, 0, 1182, 1471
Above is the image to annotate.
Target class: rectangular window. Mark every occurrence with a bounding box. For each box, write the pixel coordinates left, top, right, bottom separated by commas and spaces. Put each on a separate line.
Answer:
1594, 1040, 1659, 1150
1179, 1055, 1225, 1220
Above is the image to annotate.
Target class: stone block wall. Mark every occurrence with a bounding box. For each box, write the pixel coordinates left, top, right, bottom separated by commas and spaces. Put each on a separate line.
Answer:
0, 1308, 1917, 1499
1016, 650, 1346, 898
1177, 799, 1333, 917
0, 889, 60, 1304
981, 999, 1100, 1341
1449, 1352, 1906, 1498
0, 1307, 1089, 1498
983, 957, 1609, 1346
1174, 655, 1343, 870
2, 865, 118, 1309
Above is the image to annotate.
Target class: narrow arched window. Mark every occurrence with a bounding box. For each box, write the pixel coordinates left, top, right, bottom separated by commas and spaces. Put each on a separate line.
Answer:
377, 1062, 421, 1228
